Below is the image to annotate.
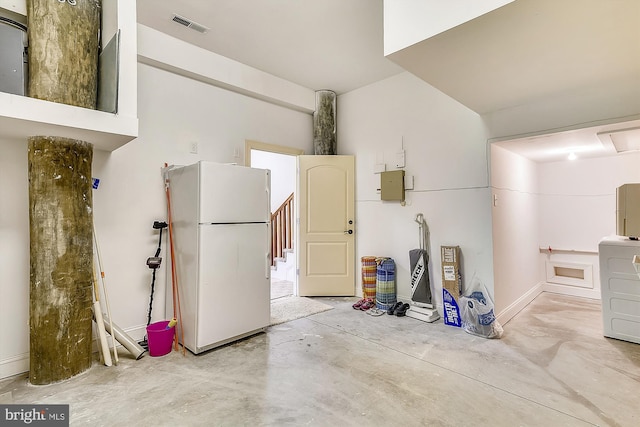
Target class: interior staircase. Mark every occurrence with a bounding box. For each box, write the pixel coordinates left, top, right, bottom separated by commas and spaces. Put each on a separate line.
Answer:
271, 248, 295, 282
271, 192, 295, 282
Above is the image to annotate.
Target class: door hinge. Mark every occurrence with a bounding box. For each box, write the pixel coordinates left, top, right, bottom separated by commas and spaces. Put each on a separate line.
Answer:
296, 268, 299, 276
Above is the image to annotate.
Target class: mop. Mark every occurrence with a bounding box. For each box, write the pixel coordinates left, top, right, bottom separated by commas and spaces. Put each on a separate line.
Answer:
406, 213, 440, 323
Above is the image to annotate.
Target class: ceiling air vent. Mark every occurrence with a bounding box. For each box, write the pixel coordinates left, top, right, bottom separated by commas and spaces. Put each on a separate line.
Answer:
598, 127, 640, 153
171, 14, 209, 34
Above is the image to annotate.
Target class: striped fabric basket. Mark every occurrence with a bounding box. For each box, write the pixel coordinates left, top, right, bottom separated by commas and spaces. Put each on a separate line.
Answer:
361, 256, 377, 299
375, 258, 396, 310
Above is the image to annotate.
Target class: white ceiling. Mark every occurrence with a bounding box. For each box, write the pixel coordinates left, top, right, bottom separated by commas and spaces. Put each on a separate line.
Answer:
388, 0, 640, 115
136, 0, 403, 95
136, 0, 640, 163
492, 120, 640, 163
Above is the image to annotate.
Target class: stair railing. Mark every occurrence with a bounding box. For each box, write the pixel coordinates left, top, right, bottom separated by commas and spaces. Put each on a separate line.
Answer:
271, 192, 294, 266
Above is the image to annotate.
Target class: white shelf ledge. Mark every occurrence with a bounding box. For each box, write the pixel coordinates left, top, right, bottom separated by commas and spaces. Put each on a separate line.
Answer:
0, 91, 138, 152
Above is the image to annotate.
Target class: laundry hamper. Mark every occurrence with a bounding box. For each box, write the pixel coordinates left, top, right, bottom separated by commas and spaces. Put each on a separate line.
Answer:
375, 258, 396, 311
361, 256, 377, 299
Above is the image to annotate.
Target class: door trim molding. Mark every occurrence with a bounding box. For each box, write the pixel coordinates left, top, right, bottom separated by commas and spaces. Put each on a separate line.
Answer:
245, 140, 304, 166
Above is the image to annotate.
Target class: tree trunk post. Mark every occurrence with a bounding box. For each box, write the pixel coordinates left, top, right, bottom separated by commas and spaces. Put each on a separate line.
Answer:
28, 137, 94, 384
313, 90, 337, 155
27, 0, 101, 108
26, 0, 101, 384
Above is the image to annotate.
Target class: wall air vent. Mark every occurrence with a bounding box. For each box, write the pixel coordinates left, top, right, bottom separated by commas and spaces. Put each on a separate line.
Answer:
171, 14, 210, 34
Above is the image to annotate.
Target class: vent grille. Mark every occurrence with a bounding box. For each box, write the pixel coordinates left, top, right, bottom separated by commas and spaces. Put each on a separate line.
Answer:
171, 14, 209, 34
554, 266, 585, 280
598, 127, 640, 153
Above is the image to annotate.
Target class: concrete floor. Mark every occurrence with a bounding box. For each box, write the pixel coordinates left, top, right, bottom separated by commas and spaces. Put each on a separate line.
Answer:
1, 292, 639, 426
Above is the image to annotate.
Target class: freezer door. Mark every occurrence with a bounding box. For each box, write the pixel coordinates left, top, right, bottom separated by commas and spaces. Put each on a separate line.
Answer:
195, 223, 271, 351
199, 162, 270, 224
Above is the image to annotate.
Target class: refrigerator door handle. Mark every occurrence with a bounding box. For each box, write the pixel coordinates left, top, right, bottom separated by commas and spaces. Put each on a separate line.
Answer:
265, 252, 271, 279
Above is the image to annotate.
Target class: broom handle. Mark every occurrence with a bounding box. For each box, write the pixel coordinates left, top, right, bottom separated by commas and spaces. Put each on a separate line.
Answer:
165, 167, 185, 355
92, 266, 112, 366
94, 224, 119, 365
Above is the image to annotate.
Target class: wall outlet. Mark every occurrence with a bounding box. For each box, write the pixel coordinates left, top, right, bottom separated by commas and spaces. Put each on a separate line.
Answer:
190, 142, 198, 154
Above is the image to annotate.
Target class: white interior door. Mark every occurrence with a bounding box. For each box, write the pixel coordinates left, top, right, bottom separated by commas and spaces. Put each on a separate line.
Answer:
297, 155, 355, 296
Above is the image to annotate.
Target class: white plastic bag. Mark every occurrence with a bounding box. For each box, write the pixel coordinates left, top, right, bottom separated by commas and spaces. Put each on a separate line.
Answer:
459, 276, 503, 339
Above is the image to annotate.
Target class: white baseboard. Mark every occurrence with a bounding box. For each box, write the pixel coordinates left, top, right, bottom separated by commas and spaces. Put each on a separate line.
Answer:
496, 282, 544, 326
0, 324, 148, 381
0, 353, 29, 381
542, 282, 601, 300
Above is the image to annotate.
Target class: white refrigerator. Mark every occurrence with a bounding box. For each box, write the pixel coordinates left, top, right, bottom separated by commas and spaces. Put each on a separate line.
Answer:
167, 161, 271, 354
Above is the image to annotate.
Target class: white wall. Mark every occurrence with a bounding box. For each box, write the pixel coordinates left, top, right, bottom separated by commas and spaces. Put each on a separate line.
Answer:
490, 143, 640, 313
0, 61, 312, 379
251, 151, 296, 212
0, 136, 29, 379
383, 0, 513, 55
490, 144, 541, 323
537, 153, 640, 250
537, 151, 640, 299
93, 62, 311, 335
338, 72, 493, 313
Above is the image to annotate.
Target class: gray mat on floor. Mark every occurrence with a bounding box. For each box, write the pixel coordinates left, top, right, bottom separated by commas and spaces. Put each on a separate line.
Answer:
270, 297, 333, 326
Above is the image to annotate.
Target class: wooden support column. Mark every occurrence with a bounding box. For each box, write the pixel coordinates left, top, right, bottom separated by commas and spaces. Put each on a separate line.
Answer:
26, 0, 101, 384
27, 0, 101, 108
28, 137, 94, 384
313, 90, 337, 155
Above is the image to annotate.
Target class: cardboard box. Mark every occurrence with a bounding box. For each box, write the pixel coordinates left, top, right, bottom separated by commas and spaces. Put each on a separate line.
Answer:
441, 246, 462, 327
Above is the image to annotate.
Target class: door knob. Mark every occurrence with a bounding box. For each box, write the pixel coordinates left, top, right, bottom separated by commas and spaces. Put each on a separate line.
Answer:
344, 229, 353, 234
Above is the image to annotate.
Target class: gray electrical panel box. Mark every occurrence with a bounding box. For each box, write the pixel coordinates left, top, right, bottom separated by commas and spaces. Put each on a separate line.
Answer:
380, 170, 405, 202
0, 14, 28, 96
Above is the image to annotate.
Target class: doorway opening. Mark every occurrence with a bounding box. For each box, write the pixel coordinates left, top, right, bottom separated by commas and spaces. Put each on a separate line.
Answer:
245, 140, 303, 300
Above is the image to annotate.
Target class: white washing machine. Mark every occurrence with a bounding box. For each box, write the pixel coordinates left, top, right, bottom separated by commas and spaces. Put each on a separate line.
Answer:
598, 235, 640, 344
